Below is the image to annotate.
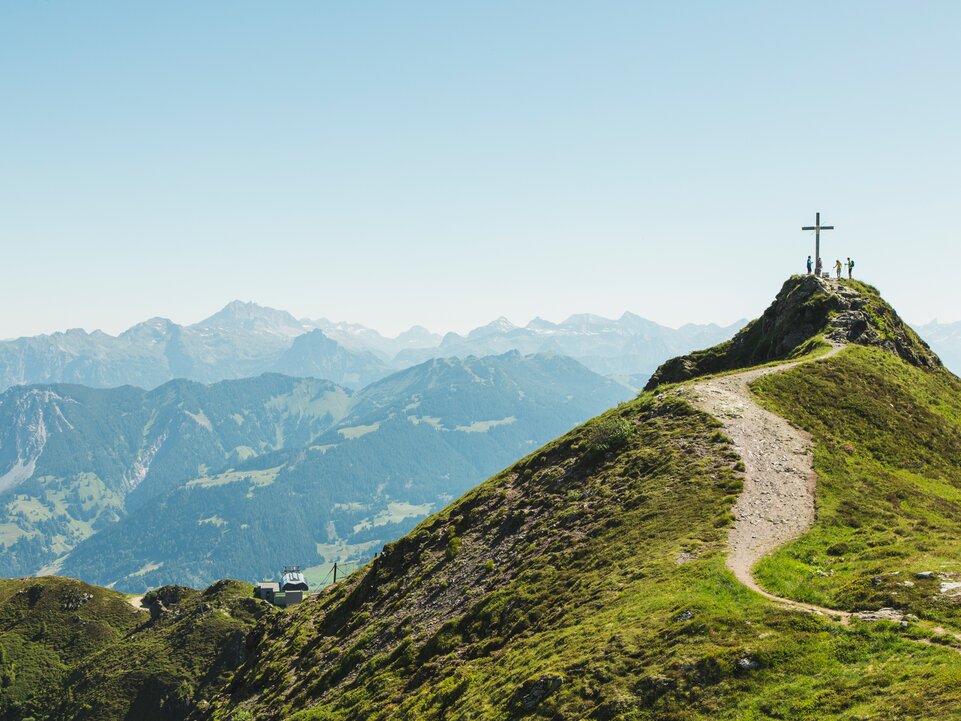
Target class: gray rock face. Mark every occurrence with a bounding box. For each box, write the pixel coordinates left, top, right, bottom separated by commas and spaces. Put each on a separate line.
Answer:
513, 674, 563, 712
852, 607, 907, 623
646, 276, 941, 389
823, 282, 941, 369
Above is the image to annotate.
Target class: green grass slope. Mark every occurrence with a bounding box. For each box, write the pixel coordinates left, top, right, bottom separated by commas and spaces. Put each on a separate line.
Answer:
0, 578, 273, 721
0, 577, 143, 720
201, 383, 961, 720
752, 345, 961, 626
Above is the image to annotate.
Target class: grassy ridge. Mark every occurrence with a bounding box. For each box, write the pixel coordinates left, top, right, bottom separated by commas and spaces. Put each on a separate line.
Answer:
752, 346, 961, 627
206, 387, 961, 721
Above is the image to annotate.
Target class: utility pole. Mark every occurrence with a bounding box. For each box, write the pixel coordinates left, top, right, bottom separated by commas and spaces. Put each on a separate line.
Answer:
333, 562, 338, 584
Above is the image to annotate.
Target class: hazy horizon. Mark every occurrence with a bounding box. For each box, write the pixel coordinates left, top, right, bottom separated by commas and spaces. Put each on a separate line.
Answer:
0, 296, 752, 342
2, 285, 957, 345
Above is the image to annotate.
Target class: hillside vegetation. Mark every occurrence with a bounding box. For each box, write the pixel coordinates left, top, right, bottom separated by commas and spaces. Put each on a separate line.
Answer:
201, 389, 961, 720
752, 345, 961, 625
5, 277, 961, 720
0, 577, 272, 721
0, 577, 141, 720
0, 353, 629, 591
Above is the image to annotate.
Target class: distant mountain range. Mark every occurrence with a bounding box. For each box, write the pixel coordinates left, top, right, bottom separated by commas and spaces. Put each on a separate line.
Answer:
0, 352, 631, 591
0, 302, 391, 391
0, 301, 745, 391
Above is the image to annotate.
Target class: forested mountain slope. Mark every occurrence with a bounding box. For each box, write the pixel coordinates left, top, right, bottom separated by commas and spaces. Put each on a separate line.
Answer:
0, 353, 630, 591
58, 352, 630, 591
0, 375, 350, 577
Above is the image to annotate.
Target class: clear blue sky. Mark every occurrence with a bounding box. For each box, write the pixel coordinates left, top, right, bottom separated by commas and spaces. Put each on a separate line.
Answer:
2, 1, 959, 338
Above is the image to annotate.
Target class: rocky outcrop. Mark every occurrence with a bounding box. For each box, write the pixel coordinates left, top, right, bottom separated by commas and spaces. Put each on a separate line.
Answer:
646, 276, 940, 389
824, 281, 941, 369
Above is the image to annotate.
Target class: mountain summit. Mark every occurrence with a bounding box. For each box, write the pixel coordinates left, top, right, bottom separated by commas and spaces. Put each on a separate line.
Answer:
646, 275, 940, 389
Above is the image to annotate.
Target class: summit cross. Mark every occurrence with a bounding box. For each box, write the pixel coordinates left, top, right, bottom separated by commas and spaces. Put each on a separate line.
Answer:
802, 212, 834, 270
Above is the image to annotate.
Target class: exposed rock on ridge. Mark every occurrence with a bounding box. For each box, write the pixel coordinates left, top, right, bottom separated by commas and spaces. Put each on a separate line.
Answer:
646, 276, 940, 389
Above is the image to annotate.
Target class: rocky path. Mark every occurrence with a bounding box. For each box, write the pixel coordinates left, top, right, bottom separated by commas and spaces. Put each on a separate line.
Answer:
686, 347, 858, 619
685, 349, 961, 649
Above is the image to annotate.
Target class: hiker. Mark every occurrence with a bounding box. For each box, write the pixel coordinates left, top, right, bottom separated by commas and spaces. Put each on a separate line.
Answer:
847, 257, 854, 279
806, 255, 813, 274
835, 259, 842, 280
815, 257, 822, 276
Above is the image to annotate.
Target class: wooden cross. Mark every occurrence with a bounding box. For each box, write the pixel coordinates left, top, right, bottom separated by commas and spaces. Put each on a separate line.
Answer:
802, 212, 834, 270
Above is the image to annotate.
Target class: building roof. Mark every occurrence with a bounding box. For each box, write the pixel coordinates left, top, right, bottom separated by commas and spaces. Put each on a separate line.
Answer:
280, 569, 308, 592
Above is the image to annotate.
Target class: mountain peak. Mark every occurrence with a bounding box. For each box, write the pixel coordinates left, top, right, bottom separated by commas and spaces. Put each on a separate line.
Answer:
646, 275, 941, 389
195, 301, 304, 336
488, 316, 516, 331
525, 316, 558, 331
467, 316, 518, 339
395, 325, 439, 343
561, 312, 612, 328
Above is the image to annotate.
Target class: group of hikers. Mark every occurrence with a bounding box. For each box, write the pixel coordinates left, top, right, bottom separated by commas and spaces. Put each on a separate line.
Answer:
807, 255, 854, 280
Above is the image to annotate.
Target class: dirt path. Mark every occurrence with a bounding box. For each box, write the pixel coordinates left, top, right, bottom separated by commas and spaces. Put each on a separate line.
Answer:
127, 595, 147, 611
686, 347, 855, 619
684, 349, 961, 649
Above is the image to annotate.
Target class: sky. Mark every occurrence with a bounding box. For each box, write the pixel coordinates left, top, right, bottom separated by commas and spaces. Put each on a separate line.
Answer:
1, 1, 960, 339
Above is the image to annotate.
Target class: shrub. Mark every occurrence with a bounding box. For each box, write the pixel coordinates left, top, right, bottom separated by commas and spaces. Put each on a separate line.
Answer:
445, 535, 462, 560
585, 417, 632, 456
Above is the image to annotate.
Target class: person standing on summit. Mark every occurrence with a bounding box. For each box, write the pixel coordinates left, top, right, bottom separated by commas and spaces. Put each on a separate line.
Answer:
847, 257, 854, 279
807, 256, 813, 274
835, 259, 842, 279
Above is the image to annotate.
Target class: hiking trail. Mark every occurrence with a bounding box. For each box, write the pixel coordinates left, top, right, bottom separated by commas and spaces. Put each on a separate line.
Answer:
686, 346, 961, 650
687, 347, 840, 606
